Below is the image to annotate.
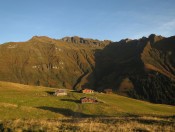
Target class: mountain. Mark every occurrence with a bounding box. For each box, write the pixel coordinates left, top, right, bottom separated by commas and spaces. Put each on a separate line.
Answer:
0, 36, 99, 90
61, 36, 112, 46
0, 34, 174, 105
93, 34, 175, 105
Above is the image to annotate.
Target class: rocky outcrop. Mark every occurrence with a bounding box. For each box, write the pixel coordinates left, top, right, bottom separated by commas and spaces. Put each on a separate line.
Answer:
61, 36, 112, 46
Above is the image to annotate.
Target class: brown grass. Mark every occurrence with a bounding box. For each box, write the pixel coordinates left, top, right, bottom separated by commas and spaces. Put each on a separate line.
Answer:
144, 64, 175, 80
0, 116, 174, 132
0, 103, 18, 108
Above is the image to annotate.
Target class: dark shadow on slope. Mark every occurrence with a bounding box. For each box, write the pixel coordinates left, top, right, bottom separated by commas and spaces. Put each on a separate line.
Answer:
0, 123, 4, 132
83, 36, 175, 105
83, 39, 147, 92
122, 113, 141, 118
37, 106, 86, 117
70, 90, 81, 93
36, 106, 121, 118
80, 49, 102, 90
136, 118, 175, 125
94, 115, 175, 126
73, 71, 89, 90
46, 91, 55, 95
159, 115, 175, 119
60, 99, 80, 103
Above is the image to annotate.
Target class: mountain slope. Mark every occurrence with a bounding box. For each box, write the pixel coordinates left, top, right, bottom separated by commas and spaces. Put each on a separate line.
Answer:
0, 36, 103, 90
93, 34, 175, 105
0, 35, 174, 105
0, 81, 174, 120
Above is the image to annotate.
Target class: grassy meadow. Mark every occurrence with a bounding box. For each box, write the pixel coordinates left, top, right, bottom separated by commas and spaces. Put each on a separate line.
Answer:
0, 81, 175, 131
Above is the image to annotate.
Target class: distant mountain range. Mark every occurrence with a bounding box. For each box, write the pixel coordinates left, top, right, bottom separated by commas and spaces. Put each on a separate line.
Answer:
0, 34, 174, 105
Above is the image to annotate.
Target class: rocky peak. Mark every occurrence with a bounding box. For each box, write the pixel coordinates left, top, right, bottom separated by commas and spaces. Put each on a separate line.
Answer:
61, 36, 112, 45
148, 34, 164, 44
119, 38, 132, 43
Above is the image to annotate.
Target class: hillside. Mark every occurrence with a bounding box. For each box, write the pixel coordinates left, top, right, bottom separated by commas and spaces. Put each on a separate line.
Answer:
94, 34, 175, 105
0, 81, 174, 131
0, 36, 101, 90
0, 81, 174, 119
0, 35, 175, 105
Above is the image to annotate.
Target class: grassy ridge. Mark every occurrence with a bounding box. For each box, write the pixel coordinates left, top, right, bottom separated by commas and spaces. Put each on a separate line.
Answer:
0, 81, 174, 120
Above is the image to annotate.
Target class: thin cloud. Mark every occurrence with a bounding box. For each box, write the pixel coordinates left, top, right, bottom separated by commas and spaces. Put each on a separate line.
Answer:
160, 19, 175, 30
157, 19, 175, 36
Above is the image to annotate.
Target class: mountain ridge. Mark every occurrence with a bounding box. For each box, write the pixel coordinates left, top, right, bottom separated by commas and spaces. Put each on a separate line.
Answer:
0, 34, 174, 105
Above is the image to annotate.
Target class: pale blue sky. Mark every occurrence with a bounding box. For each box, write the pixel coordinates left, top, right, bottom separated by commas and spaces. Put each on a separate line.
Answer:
0, 0, 175, 43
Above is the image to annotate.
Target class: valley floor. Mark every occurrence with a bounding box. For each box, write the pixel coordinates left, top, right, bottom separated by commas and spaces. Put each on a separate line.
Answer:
0, 81, 174, 131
